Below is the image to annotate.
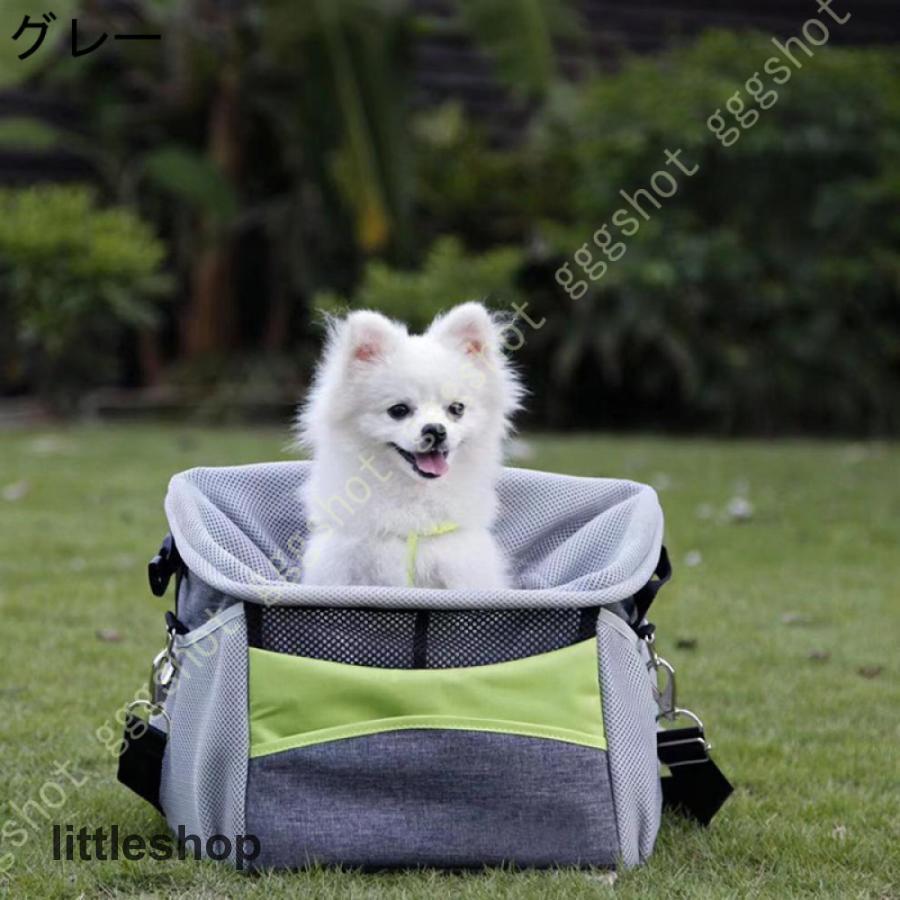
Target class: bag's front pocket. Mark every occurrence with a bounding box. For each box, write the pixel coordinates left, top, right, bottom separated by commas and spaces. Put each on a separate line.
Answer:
246, 728, 617, 870
243, 614, 619, 870
248, 638, 605, 755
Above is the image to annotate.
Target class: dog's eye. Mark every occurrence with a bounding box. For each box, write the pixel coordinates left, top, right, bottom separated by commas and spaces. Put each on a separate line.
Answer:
447, 402, 465, 419
387, 403, 412, 420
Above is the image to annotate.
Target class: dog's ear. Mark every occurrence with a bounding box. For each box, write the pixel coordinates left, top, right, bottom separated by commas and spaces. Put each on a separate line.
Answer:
340, 310, 403, 364
428, 302, 499, 358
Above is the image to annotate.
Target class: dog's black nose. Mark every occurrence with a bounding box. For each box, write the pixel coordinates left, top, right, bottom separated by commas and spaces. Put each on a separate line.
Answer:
421, 423, 447, 448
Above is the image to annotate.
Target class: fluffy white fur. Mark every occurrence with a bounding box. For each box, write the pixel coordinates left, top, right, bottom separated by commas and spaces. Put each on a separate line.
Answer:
296, 302, 523, 589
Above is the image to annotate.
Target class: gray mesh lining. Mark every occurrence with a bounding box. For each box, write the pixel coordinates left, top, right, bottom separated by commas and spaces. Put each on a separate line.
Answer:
164, 462, 663, 609
596, 609, 662, 867
159, 604, 248, 859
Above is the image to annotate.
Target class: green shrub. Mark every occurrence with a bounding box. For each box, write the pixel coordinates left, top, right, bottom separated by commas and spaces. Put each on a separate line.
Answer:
319, 33, 900, 434
314, 236, 524, 331
412, 103, 564, 250
530, 31, 900, 433
0, 185, 170, 407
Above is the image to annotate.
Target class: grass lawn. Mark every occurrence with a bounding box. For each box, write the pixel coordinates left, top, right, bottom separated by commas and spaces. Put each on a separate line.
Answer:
0, 424, 897, 899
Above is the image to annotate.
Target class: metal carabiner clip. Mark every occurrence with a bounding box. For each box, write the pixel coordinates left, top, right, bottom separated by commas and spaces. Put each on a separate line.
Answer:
652, 655, 677, 721
149, 626, 180, 706
643, 629, 678, 720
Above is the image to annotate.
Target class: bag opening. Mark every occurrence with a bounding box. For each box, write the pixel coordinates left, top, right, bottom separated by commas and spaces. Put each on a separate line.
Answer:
165, 461, 664, 609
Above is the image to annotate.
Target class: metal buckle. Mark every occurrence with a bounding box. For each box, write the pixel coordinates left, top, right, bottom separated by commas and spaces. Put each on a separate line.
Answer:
126, 698, 171, 733
658, 707, 712, 766
665, 706, 706, 734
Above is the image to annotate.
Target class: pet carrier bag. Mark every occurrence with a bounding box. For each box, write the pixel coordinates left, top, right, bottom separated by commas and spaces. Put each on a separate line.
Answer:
118, 462, 731, 871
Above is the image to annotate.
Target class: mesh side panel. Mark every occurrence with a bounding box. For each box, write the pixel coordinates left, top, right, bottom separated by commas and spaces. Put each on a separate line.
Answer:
596, 609, 661, 867
165, 462, 664, 609
246, 605, 598, 669
160, 605, 248, 859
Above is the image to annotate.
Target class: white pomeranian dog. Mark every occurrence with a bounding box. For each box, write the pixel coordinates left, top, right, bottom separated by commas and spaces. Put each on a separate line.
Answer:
296, 301, 523, 589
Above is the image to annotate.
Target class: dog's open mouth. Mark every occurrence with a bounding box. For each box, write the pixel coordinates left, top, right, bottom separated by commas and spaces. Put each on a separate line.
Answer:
390, 443, 449, 479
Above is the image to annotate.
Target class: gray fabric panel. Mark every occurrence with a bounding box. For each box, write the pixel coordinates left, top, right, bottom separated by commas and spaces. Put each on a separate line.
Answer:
176, 568, 237, 631
164, 461, 663, 609
246, 730, 619, 870
596, 609, 662, 867
159, 604, 248, 863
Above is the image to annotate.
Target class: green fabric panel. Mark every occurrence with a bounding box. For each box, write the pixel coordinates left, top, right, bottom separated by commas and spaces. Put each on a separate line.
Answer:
249, 639, 605, 758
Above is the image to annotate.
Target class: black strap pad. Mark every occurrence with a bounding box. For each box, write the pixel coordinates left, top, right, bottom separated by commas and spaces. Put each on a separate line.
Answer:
117, 714, 167, 813
658, 726, 733, 825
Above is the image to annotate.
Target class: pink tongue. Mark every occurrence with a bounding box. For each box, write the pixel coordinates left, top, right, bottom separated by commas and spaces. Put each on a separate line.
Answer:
415, 451, 449, 477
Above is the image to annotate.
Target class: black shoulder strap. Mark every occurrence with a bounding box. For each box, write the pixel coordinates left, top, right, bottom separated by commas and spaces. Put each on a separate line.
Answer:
658, 726, 733, 825
117, 714, 166, 813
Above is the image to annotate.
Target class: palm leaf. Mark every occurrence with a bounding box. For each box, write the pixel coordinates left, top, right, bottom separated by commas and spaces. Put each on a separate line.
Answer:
140, 145, 239, 223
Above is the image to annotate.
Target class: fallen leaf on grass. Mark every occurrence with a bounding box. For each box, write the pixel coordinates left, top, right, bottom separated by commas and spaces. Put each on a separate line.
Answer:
857, 666, 883, 679
2, 480, 30, 502
29, 435, 71, 456
840, 444, 869, 465
585, 871, 617, 886
808, 650, 831, 662
781, 612, 812, 626
95, 629, 123, 643
726, 496, 754, 522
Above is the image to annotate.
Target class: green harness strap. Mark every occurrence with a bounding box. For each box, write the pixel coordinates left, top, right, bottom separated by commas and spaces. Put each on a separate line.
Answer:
406, 522, 459, 586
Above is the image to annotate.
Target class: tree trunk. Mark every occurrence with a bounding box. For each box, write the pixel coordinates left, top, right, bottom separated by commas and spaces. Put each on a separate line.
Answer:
183, 60, 241, 358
